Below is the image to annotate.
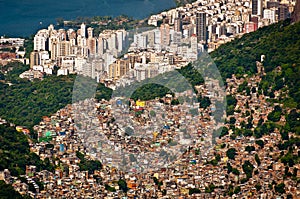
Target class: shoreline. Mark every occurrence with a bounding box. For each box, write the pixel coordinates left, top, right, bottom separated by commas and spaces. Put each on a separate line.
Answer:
0, 0, 178, 38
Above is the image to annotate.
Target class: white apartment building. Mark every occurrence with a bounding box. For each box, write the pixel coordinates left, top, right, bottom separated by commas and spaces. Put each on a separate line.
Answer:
34, 30, 48, 51
263, 8, 276, 24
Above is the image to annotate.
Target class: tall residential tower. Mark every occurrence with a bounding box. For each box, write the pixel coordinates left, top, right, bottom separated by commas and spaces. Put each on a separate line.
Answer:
196, 12, 207, 44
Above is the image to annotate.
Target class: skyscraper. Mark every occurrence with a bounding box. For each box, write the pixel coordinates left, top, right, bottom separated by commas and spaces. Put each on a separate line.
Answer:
196, 12, 207, 44
174, 17, 182, 32
108, 59, 130, 80
97, 37, 105, 56
160, 23, 170, 47
263, 8, 276, 23
87, 27, 96, 55
278, 5, 289, 21
80, 23, 86, 38
87, 37, 97, 55
190, 34, 198, 53
34, 34, 47, 51
116, 30, 126, 52
252, 0, 263, 16
87, 27, 93, 38
59, 41, 71, 57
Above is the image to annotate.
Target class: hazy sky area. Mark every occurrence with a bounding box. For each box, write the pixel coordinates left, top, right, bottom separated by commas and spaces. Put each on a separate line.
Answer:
0, 0, 175, 37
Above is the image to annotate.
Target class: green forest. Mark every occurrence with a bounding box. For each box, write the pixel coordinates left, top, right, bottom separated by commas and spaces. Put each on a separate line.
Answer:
0, 65, 112, 128
0, 124, 54, 177
0, 180, 28, 199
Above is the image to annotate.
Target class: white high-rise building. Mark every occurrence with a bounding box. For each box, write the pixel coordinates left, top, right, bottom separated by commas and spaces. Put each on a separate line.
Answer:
87, 27, 93, 38
80, 23, 86, 38
146, 31, 155, 47
81, 61, 93, 78
154, 28, 161, 44
116, 30, 124, 52
103, 53, 116, 72
160, 23, 170, 47
48, 24, 54, 34
34, 32, 48, 51
134, 34, 148, 49
77, 35, 83, 47
98, 37, 105, 56
263, 8, 276, 23
70, 38, 76, 46
40, 51, 50, 66
48, 31, 58, 51
190, 34, 198, 54
107, 33, 117, 51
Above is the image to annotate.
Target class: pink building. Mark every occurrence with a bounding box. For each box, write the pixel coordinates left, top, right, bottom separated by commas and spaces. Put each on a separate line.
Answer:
243, 22, 258, 33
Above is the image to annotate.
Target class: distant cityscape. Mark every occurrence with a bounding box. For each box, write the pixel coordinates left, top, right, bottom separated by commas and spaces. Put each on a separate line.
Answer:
0, 0, 296, 86
0, 0, 299, 198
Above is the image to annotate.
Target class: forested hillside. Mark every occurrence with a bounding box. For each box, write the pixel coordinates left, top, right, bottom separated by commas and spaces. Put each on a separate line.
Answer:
211, 19, 300, 108
0, 70, 112, 128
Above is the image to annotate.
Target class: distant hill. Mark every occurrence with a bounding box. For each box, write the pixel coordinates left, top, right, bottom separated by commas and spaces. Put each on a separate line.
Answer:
174, 0, 197, 7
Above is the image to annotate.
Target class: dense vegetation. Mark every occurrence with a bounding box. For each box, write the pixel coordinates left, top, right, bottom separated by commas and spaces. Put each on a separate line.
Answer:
24, 35, 34, 59
131, 83, 172, 101
0, 62, 29, 81
76, 151, 102, 175
0, 124, 54, 176
0, 65, 112, 128
0, 180, 28, 199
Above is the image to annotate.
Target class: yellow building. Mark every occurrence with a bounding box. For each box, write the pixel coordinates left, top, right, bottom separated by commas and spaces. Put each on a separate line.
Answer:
16, 126, 23, 132
136, 100, 145, 107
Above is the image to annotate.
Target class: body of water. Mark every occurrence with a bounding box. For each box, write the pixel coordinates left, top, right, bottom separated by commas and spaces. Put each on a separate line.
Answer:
0, 0, 175, 37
